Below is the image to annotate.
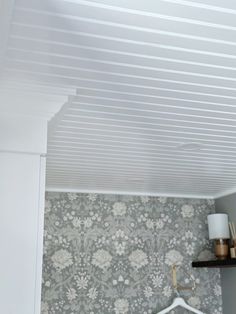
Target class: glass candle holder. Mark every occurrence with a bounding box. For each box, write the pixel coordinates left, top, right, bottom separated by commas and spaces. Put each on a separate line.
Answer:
215, 239, 229, 260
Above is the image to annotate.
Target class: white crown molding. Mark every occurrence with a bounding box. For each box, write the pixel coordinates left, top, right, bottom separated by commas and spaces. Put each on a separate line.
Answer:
48, 101, 72, 137
46, 186, 214, 200
0, 99, 66, 121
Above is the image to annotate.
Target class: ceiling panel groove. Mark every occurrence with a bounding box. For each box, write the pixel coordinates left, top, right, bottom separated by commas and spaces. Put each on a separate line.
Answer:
149, 0, 236, 14
48, 141, 236, 156
47, 149, 236, 163
61, 116, 236, 136
11, 20, 236, 49
66, 105, 236, 122
52, 131, 236, 145
47, 167, 236, 181
8, 54, 236, 86
6, 67, 236, 93
56, 122, 236, 137
8, 49, 236, 83
11, 23, 236, 62
8, 36, 236, 77
14, 1, 236, 32
48, 154, 236, 167
47, 160, 236, 174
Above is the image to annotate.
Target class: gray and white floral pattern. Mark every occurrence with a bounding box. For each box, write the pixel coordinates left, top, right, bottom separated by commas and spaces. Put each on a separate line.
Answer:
42, 193, 222, 314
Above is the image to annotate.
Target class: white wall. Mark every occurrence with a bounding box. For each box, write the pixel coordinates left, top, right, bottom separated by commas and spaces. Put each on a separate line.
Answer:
0, 113, 48, 314
0, 114, 47, 154
0, 152, 46, 314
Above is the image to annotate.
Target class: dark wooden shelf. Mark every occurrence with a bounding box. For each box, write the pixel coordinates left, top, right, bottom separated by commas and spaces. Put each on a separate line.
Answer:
192, 259, 236, 268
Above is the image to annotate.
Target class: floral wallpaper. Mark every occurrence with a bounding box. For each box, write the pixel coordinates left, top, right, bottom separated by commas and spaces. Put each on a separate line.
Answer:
41, 193, 223, 314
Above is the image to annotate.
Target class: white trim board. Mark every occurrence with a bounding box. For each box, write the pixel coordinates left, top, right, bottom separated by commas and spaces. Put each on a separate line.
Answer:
46, 186, 214, 200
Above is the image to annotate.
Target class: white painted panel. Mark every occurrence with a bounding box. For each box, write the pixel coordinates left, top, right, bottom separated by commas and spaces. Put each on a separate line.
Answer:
34, 156, 46, 314
0, 114, 48, 154
0, 152, 43, 314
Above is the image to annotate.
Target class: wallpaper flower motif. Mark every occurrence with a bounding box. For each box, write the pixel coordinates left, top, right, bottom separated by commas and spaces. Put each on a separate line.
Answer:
92, 249, 112, 270
51, 249, 73, 270
42, 193, 222, 314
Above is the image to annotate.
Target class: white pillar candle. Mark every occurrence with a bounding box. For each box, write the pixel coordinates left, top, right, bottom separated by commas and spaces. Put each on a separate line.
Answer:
207, 214, 230, 240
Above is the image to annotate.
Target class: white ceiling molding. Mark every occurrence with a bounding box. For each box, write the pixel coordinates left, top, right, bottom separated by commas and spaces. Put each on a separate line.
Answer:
46, 186, 214, 200
0, 95, 66, 120
2, 0, 236, 197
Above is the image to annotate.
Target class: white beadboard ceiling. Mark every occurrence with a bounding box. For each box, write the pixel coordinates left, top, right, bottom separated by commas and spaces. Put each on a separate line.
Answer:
2, 0, 236, 198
